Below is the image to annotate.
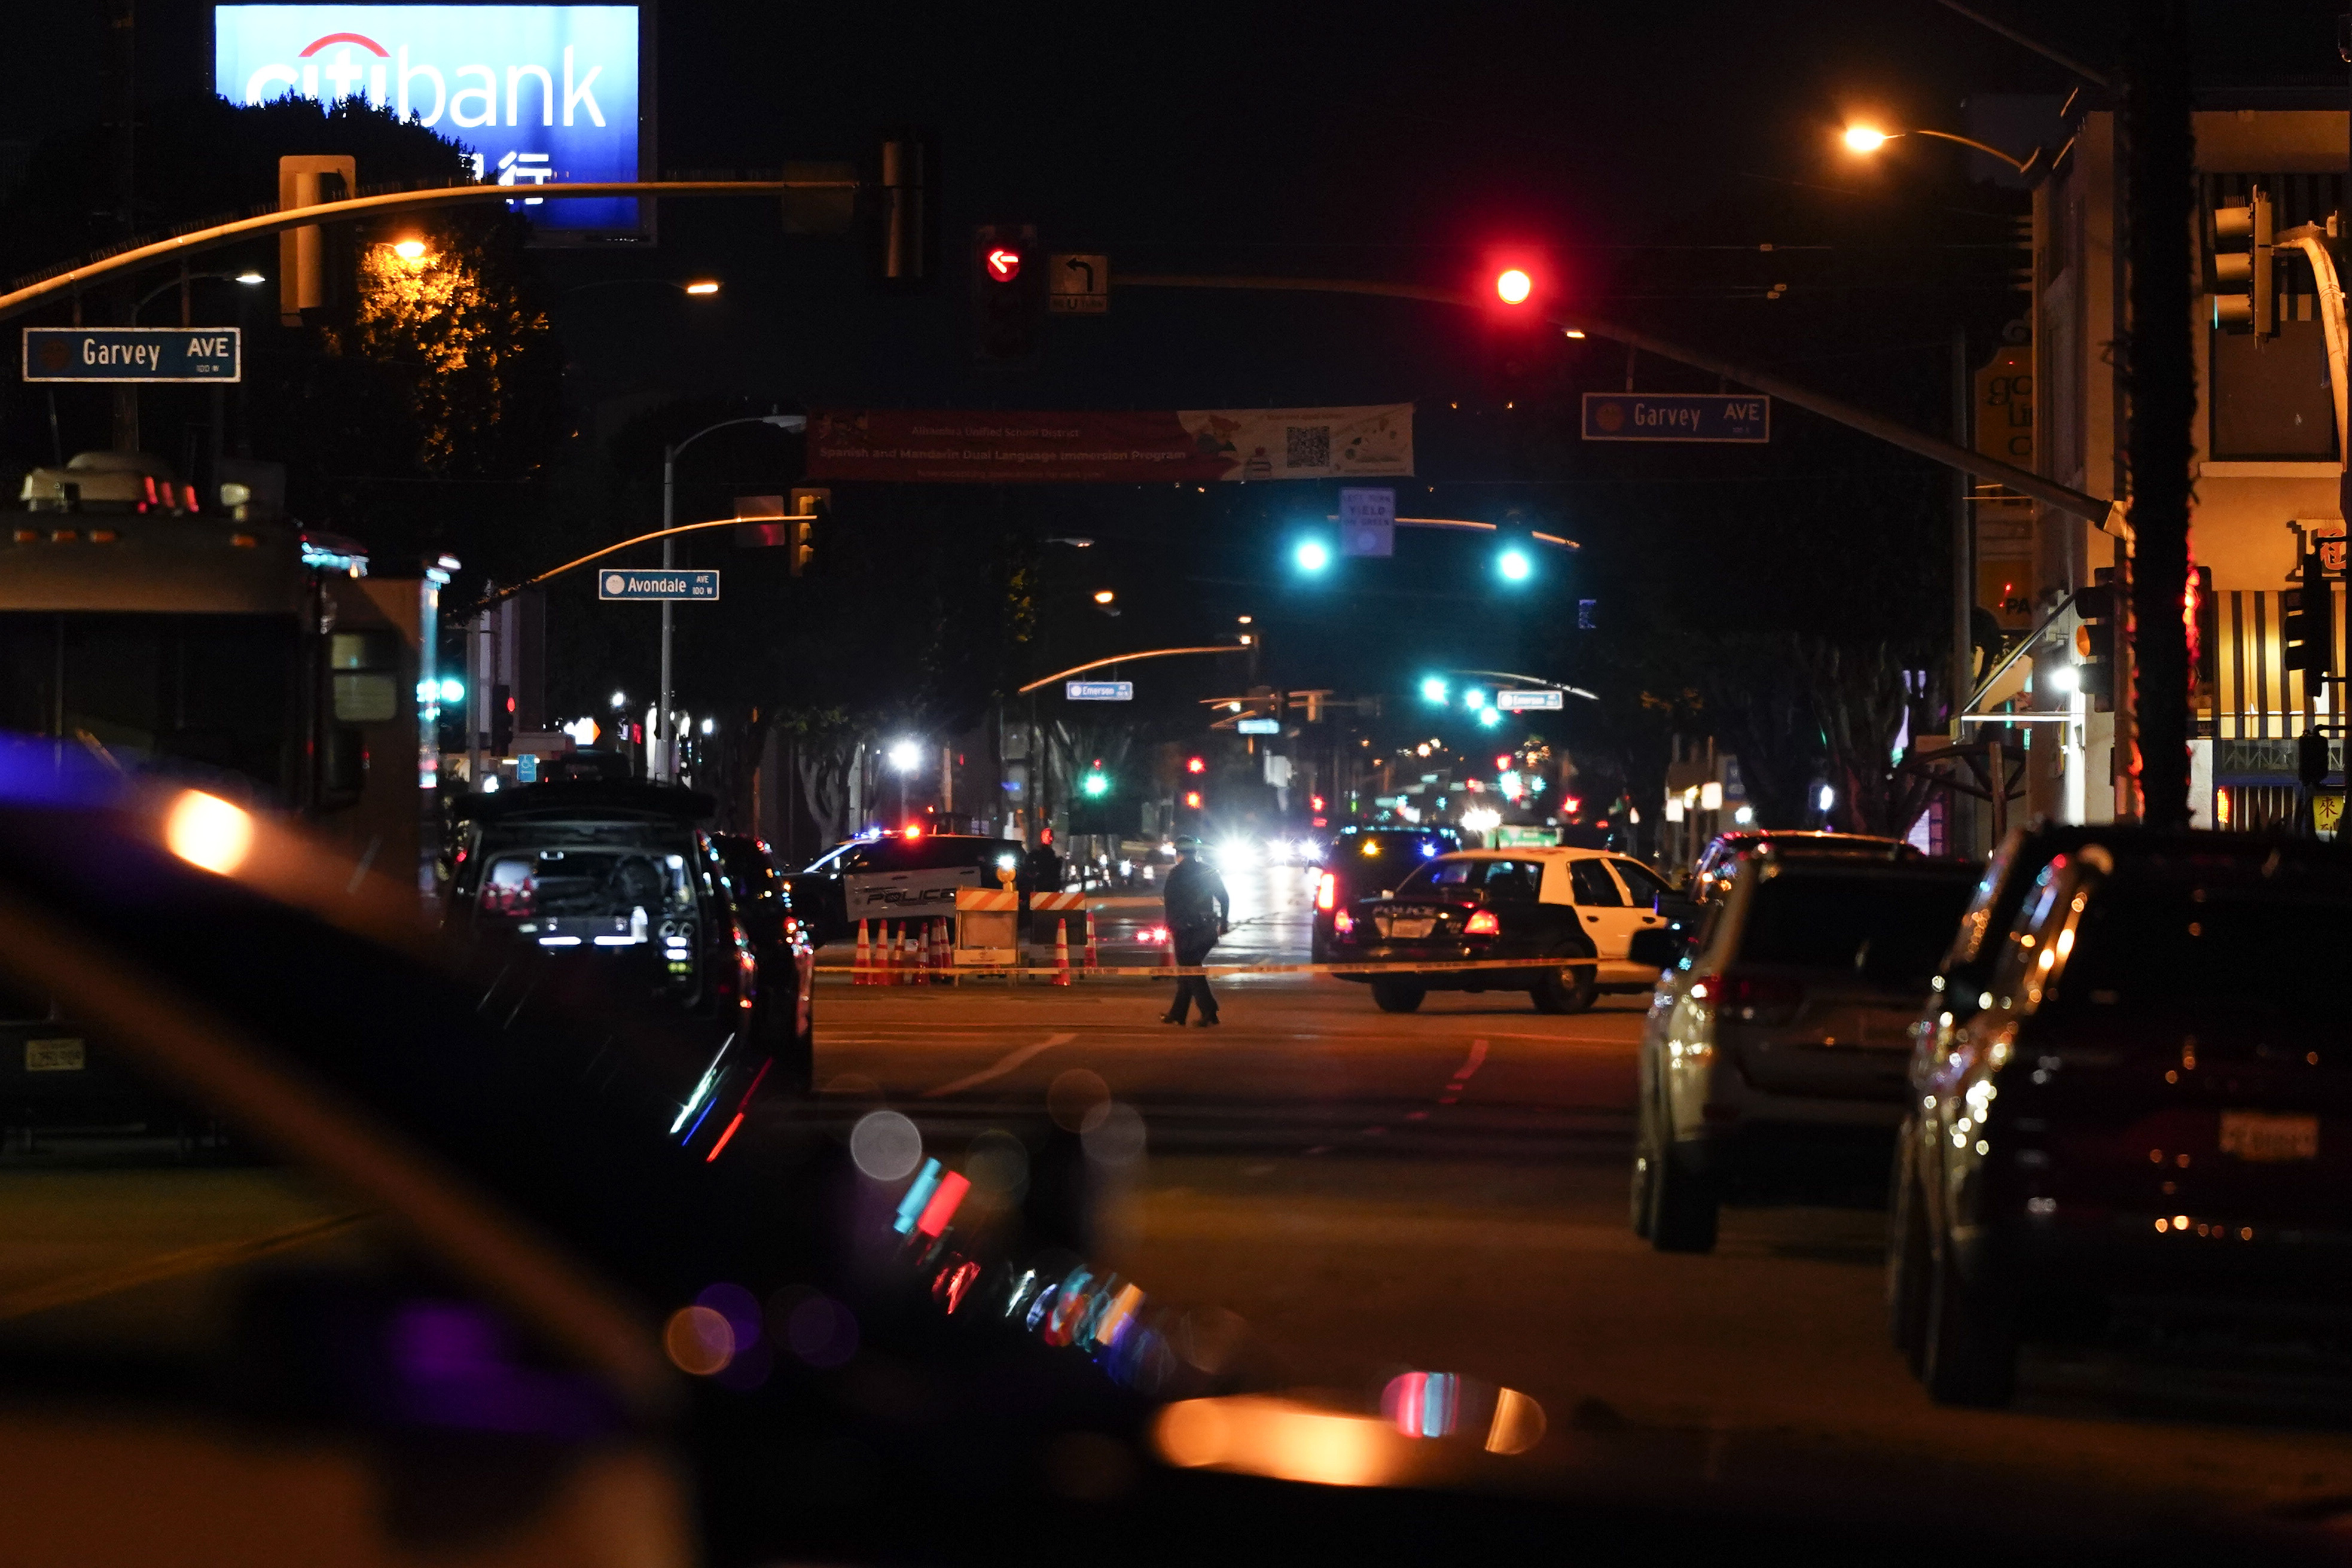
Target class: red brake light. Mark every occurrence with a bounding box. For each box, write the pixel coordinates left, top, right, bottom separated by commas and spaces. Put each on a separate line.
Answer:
904, 825, 922, 840
1465, 910, 1501, 936
1316, 871, 1337, 911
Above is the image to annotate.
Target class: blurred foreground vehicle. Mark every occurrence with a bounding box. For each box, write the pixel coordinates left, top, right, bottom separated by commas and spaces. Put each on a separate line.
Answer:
1331, 847, 1673, 1014
446, 780, 807, 1095
1630, 856, 1979, 1252
1889, 832, 2352, 1408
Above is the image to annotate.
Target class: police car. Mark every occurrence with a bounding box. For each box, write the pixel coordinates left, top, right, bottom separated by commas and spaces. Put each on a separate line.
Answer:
1329, 847, 1676, 1013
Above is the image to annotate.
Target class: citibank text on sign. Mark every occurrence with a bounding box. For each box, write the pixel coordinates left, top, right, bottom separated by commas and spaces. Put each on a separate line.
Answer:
214, 5, 648, 240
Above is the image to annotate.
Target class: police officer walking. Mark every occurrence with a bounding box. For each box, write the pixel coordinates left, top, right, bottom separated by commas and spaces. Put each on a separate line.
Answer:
1161, 835, 1231, 1026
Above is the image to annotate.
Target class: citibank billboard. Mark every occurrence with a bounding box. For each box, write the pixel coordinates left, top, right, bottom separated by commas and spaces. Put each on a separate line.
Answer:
215, 5, 650, 240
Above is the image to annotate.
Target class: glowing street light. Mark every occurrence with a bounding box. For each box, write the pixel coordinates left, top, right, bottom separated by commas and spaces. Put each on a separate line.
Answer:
391, 237, 427, 261
1093, 589, 1116, 604
1839, 123, 2031, 174
887, 739, 923, 773
683, 279, 721, 295
233, 270, 266, 285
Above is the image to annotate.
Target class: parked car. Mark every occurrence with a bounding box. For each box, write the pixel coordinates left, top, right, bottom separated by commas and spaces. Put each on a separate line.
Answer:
1630, 855, 1979, 1253
1310, 825, 1462, 963
707, 832, 817, 1095
1689, 829, 1919, 904
1330, 847, 1674, 1014
445, 780, 798, 1106
781, 830, 1021, 944
1889, 832, 2352, 1408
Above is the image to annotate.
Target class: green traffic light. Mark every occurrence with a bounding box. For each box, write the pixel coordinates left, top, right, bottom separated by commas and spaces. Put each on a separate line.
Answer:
1082, 771, 1109, 798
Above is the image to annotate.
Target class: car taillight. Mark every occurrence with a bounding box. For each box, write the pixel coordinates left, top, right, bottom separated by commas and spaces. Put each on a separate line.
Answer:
1333, 910, 1355, 935
1464, 910, 1501, 936
1692, 973, 1803, 1023
1316, 871, 1337, 911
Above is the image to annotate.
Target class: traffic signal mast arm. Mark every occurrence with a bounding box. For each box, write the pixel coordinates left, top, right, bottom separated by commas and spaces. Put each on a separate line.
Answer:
0, 181, 857, 325
1119, 273, 2123, 535
454, 509, 796, 618
1015, 645, 1252, 695
2273, 225, 2350, 466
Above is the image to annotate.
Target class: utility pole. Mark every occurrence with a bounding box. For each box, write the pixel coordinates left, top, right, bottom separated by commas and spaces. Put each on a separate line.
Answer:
1951, 325, 1972, 743
2121, 0, 2195, 829
108, 0, 139, 453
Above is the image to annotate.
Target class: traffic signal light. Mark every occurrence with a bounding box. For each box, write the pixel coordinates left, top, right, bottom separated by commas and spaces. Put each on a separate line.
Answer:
1496, 544, 1534, 584
1081, 768, 1109, 798
2074, 573, 2118, 711
875, 132, 936, 287
1185, 755, 1206, 774
1495, 267, 1533, 305
2284, 547, 2333, 675
972, 222, 1042, 362
1293, 537, 1333, 573
1182, 790, 1204, 811
788, 487, 827, 577
2210, 184, 2274, 335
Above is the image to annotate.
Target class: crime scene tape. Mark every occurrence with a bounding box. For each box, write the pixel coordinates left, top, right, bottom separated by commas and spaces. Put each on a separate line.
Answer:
813, 955, 1604, 979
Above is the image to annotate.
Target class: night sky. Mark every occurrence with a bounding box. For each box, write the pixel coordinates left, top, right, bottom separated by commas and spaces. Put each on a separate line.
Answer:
5, 2, 2347, 718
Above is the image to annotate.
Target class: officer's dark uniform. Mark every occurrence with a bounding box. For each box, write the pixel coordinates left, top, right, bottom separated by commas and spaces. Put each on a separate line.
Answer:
1161, 846, 1231, 1025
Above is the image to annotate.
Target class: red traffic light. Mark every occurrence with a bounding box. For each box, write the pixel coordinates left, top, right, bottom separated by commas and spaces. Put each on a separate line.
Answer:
1183, 791, 1203, 810
985, 246, 1022, 282
1495, 267, 1533, 305
1185, 755, 1207, 774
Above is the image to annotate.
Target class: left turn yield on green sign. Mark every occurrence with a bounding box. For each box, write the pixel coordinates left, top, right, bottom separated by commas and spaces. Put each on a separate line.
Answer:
599, 570, 720, 601
23, 327, 241, 383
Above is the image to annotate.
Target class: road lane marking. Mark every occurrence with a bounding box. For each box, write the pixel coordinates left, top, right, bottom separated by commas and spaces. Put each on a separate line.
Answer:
1453, 1038, 1490, 1082
0, 1211, 367, 1323
918, 1032, 1079, 1100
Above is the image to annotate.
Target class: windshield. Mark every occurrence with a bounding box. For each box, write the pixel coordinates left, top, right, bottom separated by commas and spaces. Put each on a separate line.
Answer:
2042, 875, 2352, 1016
1735, 867, 1978, 984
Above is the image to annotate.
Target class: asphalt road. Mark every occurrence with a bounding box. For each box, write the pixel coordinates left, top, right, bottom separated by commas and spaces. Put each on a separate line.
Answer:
8, 862, 2352, 1539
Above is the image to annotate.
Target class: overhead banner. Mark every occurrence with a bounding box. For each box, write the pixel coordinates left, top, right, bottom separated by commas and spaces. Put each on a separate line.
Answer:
806, 405, 1414, 484
214, 5, 648, 239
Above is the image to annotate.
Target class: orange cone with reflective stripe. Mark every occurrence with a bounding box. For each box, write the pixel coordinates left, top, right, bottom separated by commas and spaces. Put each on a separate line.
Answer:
1084, 910, 1100, 971
1053, 919, 1071, 986
855, 920, 872, 986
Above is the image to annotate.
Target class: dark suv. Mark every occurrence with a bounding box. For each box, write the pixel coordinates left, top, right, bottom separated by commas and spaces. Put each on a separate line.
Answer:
1889, 831, 2352, 1408
447, 781, 808, 1100
1310, 826, 1462, 963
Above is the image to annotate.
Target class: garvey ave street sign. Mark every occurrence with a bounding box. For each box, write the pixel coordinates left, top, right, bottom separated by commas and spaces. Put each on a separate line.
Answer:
599, 570, 719, 601
23, 327, 242, 383
1581, 392, 1768, 443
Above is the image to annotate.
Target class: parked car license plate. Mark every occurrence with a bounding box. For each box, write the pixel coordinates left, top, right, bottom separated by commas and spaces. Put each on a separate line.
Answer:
1383, 916, 1435, 939
25, 1038, 84, 1073
2219, 1110, 2319, 1163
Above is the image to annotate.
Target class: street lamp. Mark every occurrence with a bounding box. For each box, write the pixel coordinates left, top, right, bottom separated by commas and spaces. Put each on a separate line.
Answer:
655, 413, 807, 779
558, 277, 725, 300
132, 270, 266, 323
1839, 123, 2034, 175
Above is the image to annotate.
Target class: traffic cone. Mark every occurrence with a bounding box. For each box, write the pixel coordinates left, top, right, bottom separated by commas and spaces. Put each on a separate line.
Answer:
1053, 919, 1071, 986
855, 920, 871, 986
1084, 910, 1100, 972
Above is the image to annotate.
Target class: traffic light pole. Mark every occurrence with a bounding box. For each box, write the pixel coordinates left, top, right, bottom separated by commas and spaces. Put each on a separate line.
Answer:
1119, 274, 2123, 532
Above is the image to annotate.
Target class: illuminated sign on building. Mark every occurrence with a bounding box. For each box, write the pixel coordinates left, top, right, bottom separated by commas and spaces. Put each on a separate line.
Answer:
214, 5, 648, 240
